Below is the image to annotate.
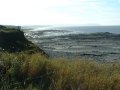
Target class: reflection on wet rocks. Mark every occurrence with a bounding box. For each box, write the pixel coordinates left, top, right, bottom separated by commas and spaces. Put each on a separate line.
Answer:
23, 26, 120, 62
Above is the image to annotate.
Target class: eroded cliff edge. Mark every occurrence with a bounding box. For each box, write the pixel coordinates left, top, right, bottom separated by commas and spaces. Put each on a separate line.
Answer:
0, 25, 48, 57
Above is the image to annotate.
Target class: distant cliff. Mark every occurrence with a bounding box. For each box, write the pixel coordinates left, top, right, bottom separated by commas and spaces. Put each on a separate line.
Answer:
0, 25, 48, 56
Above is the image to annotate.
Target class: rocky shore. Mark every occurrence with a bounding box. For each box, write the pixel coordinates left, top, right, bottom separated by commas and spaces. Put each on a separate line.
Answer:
25, 30, 120, 62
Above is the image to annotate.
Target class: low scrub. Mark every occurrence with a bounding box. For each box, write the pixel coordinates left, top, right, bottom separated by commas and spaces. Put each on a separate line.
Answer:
0, 52, 120, 90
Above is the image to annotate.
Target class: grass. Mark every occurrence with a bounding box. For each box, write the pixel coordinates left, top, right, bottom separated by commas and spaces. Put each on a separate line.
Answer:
0, 52, 120, 90
0, 28, 18, 33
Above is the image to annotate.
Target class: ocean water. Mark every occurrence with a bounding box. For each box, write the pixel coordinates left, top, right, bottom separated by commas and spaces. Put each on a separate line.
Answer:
23, 26, 120, 38
23, 26, 120, 62
23, 25, 120, 33
56, 26, 120, 33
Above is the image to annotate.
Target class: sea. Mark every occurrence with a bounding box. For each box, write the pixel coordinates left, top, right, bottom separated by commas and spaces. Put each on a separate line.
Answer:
22, 26, 120, 62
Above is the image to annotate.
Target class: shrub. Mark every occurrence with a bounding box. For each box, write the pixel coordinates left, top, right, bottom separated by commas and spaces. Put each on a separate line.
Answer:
0, 52, 120, 90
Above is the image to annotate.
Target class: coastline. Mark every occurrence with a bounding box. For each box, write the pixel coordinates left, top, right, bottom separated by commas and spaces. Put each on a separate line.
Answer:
25, 30, 120, 62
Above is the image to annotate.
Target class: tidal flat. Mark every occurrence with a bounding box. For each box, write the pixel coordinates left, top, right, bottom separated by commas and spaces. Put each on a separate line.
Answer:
25, 31, 120, 62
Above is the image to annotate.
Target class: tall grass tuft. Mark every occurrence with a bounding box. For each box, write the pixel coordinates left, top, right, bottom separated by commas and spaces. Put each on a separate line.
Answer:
0, 52, 120, 90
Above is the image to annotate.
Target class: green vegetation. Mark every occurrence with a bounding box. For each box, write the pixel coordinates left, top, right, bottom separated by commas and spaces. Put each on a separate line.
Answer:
0, 52, 120, 90
0, 25, 120, 90
0, 26, 48, 57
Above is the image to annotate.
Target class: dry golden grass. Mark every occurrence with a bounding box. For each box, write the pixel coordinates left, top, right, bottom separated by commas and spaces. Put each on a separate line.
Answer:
0, 52, 120, 90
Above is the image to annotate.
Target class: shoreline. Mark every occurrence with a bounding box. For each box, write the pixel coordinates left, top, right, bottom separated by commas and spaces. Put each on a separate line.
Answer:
25, 31, 120, 62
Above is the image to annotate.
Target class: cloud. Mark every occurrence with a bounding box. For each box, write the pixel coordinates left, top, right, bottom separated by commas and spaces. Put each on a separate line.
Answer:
0, 0, 120, 25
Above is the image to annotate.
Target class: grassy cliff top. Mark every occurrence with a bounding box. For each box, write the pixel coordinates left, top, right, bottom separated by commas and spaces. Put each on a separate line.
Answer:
0, 25, 48, 56
0, 52, 120, 90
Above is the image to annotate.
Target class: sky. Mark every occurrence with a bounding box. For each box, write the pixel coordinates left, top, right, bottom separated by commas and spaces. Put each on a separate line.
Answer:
0, 0, 120, 25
